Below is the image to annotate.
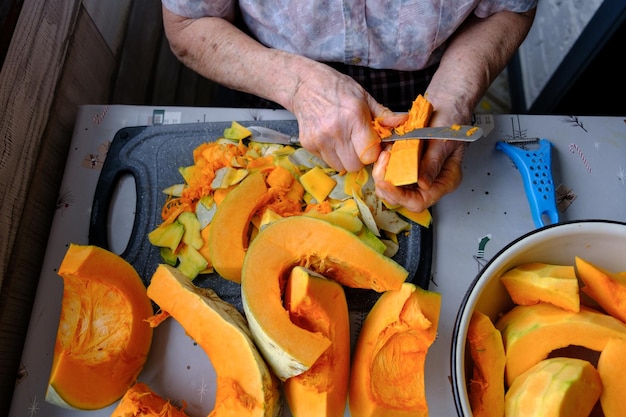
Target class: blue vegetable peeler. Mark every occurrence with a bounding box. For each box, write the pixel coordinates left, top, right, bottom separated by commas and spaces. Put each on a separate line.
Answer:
496, 139, 559, 228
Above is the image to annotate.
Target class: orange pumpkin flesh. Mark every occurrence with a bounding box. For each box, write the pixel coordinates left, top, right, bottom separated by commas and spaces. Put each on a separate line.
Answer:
495, 303, 626, 386
283, 267, 350, 417
382, 94, 433, 186
146, 264, 282, 417
349, 283, 441, 417
241, 216, 408, 380
575, 256, 626, 323
46, 244, 153, 410
467, 310, 506, 417
504, 357, 602, 417
208, 171, 268, 283
500, 263, 580, 312
597, 337, 626, 417
111, 382, 189, 417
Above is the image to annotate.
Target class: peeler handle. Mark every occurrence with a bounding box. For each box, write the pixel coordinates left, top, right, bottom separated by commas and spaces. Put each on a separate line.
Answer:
496, 139, 559, 228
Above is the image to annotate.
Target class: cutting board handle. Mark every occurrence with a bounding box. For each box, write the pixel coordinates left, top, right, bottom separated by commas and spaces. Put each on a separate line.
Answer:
88, 126, 153, 277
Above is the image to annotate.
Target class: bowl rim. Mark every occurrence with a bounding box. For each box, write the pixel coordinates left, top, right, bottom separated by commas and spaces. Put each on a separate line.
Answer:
449, 218, 626, 417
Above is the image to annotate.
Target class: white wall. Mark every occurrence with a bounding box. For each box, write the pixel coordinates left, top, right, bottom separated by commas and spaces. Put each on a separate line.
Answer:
517, 0, 603, 108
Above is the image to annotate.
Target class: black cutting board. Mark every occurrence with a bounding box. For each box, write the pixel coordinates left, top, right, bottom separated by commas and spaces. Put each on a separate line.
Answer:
89, 120, 432, 313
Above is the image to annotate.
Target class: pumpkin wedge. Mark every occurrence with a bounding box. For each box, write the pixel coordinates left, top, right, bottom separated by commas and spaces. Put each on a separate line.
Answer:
505, 357, 602, 417
575, 256, 626, 323
383, 94, 433, 186
597, 337, 626, 417
349, 283, 441, 417
495, 303, 626, 386
147, 264, 282, 417
283, 267, 350, 417
241, 216, 408, 380
46, 244, 153, 410
467, 310, 506, 417
500, 262, 580, 312
208, 171, 268, 283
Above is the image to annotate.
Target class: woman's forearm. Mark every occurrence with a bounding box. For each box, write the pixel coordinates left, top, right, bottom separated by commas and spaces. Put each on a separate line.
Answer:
162, 6, 317, 110
426, 9, 536, 124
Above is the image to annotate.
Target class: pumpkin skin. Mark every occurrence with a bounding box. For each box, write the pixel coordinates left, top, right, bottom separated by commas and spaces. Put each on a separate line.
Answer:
46, 244, 153, 410
208, 171, 267, 283
283, 267, 350, 417
500, 263, 580, 312
348, 283, 441, 417
241, 216, 408, 380
147, 264, 282, 417
467, 310, 506, 417
597, 337, 626, 417
505, 357, 602, 417
575, 256, 626, 323
495, 303, 626, 386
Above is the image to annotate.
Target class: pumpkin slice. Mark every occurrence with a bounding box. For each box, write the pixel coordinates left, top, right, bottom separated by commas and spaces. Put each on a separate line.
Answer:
283, 267, 350, 417
500, 262, 580, 312
505, 357, 602, 417
348, 283, 441, 417
575, 256, 626, 323
241, 216, 408, 380
384, 139, 423, 186
111, 382, 189, 417
208, 171, 268, 283
597, 337, 626, 417
147, 264, 282, 417
383, 94, 433, 186
467, 310, 506, 417
46, 244, 153, 410
495, 303, 626, 386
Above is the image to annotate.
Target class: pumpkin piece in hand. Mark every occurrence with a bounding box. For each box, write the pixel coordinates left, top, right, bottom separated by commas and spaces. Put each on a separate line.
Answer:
283, 267, 350, 417
467, 310, 506, 417
383, 94, 433, 186
349, 283, 441, 417
111, 382, 189, 417
46, 244, 154, 410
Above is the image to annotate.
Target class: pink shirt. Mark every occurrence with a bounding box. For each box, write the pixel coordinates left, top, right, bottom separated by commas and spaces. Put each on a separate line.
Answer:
162, 0, 536, 71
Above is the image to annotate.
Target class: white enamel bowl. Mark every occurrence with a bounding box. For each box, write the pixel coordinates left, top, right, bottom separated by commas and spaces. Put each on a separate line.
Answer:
450, 219, 626, 416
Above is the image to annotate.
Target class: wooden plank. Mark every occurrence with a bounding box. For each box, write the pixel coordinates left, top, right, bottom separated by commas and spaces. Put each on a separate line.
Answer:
0, 2, 119, 413
151, 32, 182, 105
111, 0, 163, 104
82, 0, 132, 55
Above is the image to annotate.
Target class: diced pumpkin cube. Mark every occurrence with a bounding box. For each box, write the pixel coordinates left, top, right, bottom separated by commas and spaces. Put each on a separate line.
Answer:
299, 166, 337, 203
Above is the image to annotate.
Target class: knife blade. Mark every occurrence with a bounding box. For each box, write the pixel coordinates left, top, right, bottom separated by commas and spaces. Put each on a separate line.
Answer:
247, 124, 483, 145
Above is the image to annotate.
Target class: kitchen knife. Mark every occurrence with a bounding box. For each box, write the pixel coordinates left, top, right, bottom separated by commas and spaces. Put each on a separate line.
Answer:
247, 124, 483, 145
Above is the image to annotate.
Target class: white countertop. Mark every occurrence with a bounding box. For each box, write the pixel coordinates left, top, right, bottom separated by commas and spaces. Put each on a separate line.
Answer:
9, 106, 626, 417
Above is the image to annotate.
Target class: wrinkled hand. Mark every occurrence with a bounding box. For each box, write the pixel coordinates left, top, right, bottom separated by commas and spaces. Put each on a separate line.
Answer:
289, 64, 405, 172
372, 139, 466, 213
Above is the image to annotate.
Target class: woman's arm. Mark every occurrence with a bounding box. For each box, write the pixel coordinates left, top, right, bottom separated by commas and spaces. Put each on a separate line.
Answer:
162, 7, 400, 172
373, 9, 536, 212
